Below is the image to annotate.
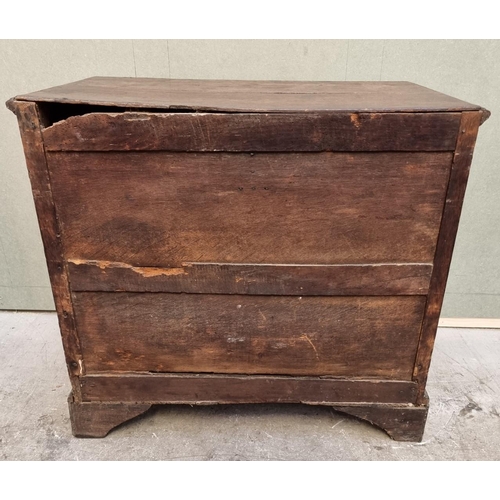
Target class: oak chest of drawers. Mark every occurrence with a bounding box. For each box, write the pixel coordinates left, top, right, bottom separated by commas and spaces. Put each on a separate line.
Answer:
7, 77, 489, 441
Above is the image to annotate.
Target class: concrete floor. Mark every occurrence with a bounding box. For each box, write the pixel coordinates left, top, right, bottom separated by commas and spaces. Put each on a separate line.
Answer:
0, 311, 498, 460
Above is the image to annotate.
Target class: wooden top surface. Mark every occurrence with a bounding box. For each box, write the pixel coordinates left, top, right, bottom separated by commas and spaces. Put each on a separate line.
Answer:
13, 77, 482, 113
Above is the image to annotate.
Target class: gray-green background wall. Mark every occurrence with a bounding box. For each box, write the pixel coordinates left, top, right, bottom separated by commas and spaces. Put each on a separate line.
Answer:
0, 40, 498, 317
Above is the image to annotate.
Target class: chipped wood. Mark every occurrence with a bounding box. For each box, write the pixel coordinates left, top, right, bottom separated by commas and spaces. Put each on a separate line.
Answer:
7, 78, 489, 441
42, 111, 461, 152
479, 107, 491, 125
68, 258, 186, 277
67, 260, 433, 295
48, 151, 452, 267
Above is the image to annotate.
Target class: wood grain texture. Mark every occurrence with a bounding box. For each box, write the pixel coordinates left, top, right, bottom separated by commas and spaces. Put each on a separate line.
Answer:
8, 79, 490, 442
67, 260, 433, 295
42, 112, 461, 152
14, 77, 482, 113
72, 292, 426, 379
8, 100, 83, 398
80, 373, 418, 405
72, 382, 426, 440
332, 400, 428, 442
68, 394, 151, 438
413, 111, 484, 402
48, 151, 452, 266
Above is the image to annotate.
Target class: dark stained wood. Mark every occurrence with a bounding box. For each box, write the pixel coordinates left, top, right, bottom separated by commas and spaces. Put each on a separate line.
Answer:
67, 260, 433, 296
76, 376, 425, 441
14, 77, 482, 113
42, 112, 461, 152
72, 292, 426, 379
480, 108, 491, 124
7, 79, 490, 442
80, 373, 418, 405
48, 151, 452, 267
413, 111, 484, 403
8, 100, 84, 398
331, 398, 429, 442
72, 381, 426, 440
68, 394, 151, 438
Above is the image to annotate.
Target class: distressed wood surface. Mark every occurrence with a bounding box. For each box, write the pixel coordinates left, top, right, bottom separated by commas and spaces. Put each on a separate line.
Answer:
8, 101, 83, 398
7, 79, 490, 442
73, 381, 426, 440
42, 112, 461, 152
48, 151, 452, 267
68, 394, 151, 438
67, 260, 433, 295
72, 292, 426, 378
15, 77, 482, 113
332, 400, 428, 442
80, 373, 418, 405
413, 111, 484, 402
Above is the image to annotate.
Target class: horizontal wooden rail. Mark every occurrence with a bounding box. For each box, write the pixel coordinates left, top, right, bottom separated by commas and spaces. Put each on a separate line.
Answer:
42, 111, 461, 152
81, 373, 419, 405
68, 260, 433, 296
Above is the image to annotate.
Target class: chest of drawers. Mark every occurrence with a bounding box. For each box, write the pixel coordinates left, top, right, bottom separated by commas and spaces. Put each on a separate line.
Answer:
7, 77, 489, 441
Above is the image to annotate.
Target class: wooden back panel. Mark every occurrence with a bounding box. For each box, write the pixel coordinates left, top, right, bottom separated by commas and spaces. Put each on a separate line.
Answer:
7, 85, 487, 411
44, 111, 456, 383
48, 151, 452, 268
73, 292, 426, 379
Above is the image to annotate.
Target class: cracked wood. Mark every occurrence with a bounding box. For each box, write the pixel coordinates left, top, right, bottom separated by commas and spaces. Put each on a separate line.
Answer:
80, 373, 418, 405
7, 78, 490, 441
14, 77, 482, 113
41, 111, 461, 152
